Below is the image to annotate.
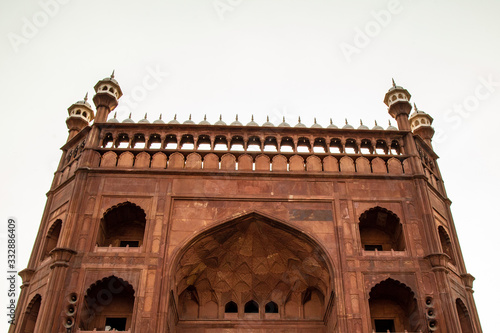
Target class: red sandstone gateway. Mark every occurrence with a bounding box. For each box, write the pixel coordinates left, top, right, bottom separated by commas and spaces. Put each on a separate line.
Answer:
10, 74, 481, 332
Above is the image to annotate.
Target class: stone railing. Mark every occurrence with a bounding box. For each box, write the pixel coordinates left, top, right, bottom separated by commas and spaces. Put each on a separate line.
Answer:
88, 123, 413, 176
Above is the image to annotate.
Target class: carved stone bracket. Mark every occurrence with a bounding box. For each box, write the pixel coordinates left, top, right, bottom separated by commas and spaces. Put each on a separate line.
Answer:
49, 247, 77, 269
18, 268, 36, 288
461, 273, 475, 292
424, 253, 450, 273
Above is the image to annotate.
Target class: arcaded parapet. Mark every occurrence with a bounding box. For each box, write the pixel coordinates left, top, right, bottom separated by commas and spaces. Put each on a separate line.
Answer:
272, 155, 287, 171
185, 153, 202, 170
117, 151, 134, 168
355, 156, 371, 173
168, 152, 185, 169
151, 152, 167, 169
203, 153, 219, 169
221, 153, 236, 170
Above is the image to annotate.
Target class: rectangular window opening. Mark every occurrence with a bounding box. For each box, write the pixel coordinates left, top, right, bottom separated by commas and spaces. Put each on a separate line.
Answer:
364, 244, 383, 251
374, 319, 395, 332
105, 317, 127, 331
120, 241, 139, 248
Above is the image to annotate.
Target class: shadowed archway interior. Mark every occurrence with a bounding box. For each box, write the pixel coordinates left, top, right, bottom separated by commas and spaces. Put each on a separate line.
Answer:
174, 213, 332, 322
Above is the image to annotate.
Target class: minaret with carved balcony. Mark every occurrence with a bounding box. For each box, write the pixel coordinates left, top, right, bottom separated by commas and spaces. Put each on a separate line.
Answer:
409, 103, 435, 148
92, 70, 123, 123
384, 79, 412, 131
66, 93, 94, 141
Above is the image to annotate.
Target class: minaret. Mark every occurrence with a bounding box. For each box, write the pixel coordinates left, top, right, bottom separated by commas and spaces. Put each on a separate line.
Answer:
383, 79, 412, 131
66, 93, 94, 141
409, 103, 435, 148
92, 70, 123, 123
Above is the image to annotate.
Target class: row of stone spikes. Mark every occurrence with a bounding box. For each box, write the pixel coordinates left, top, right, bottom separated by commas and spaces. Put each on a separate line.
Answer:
107, 112, 399, 131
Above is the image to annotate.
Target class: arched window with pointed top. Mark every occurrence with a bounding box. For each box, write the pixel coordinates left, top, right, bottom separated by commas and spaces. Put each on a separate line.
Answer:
244, 300, 259, 313
96, 202, 146, 248
359, 207, 405, 252
41, 219, 62, 261
225, 301, 238, 313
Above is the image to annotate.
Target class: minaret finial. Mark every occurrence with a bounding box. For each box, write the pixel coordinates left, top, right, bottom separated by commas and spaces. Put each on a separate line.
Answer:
283, 116, 286, 122
330, 118, 333, 125
414, 103, 418, 111
389, 120, 392, 126
392, 78, 396, 87
219, 114, 222, 121
267, 115, 270, 121
128, 112, 132, 119
113, 112, 117, 119
235, 114, 239, 121
174, 114, 177, 120
298, 116, 301, 123
251, 115, 254, 121
204, 114, 207, 121
84, 92, 88, 103
144, 113, 147, 119
374, 120, 378, 126
111, 70, 115, 79
189, 114, 192, 120
360, 119, 363, 126
314, 117, 317, 124
345, 118, 348, 125
159, 113, 162, 120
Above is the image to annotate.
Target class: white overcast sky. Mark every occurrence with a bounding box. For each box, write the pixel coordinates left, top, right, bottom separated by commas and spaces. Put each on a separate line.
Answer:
1, 0, 499, 331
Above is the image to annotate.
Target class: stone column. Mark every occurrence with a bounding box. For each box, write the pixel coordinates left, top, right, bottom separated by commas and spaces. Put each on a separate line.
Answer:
36, 248, 76, 332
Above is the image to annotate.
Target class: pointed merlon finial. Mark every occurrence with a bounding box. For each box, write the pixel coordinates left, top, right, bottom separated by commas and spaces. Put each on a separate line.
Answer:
84, 92, 88, 103
392, 78, 396, 87
111, 70, 115, 79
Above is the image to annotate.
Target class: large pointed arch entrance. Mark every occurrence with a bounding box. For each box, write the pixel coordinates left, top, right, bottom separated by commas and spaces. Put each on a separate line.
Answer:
171, 212, 335, 332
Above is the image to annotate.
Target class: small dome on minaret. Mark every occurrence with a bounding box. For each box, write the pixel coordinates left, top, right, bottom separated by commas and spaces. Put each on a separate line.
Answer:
262, 116, 274, 127
294, 117, 306, 128
66, 93, 94, 140
327, 118, 338, 129
93, 70, 123, 122
409, 103, 435, 147
383, 79, 412, 131
278, 117, 290, 127
214, 115, 226, 126
199, 115, 210, 125
358, 120, 369, 130
107, 112, 119, 123
231, 115, 243, 126
342, 119, 354, 129
311, 118, 322, 128
246, 115, 259, 126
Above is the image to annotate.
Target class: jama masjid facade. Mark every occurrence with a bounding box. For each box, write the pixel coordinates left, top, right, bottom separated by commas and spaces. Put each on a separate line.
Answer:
9, 73, 482, 332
